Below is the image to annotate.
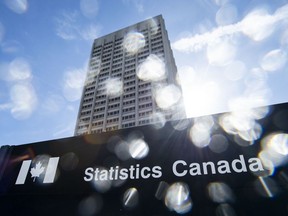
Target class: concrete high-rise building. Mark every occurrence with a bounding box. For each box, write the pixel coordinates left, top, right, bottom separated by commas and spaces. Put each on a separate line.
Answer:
75, 15, 184, 135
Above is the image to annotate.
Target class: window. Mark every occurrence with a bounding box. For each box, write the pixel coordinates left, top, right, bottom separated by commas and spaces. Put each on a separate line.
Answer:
139, 103, 152, 109
108, 103, 120, 109
95, 100, 106, 106
95, 94, 106, 100
109, 97, 120, 102
82, 104, 92, 110
124, 80, 135, 86
139, 89, 151, 96
122, 114, 135, 121
93, 114, 104, 120
106, 126, 119, 131
80, 111, 91, 117
107, 110, 119, 116
123, 99, 135, 106
122, 122, 135, 128
139, 83, 151, 89
139, 119, 150, 125
123, 107, 135, 113
123, 93, 135, 99
95, 107, 105, 112
92, 121, 103, 127
91, 129, 102, 133
124, 86, 135, 92
139, 96, 151, 102
139, 110, 152, 118
106, 117, 119, 124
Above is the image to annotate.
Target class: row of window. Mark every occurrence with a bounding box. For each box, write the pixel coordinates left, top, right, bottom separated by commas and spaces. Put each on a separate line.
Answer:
122, 122, 135, 128
139, 102, 152, 109
123, 106, 135, 113
82, 104, 92, 110
108, 110, 119, 116
139, 110, 152, 117
92, 121, 103, 127
95, 107, 105, 112
122, 114, 135, 121
107, 118, 119, 124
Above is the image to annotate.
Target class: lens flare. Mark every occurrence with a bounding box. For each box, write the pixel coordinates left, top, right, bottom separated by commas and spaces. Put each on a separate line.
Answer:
189, 116, 214, 148
259, 133, 288, 172
155, 84, 182, 110
60, 152, 79, 171
165, 182, 193, 214
220, 106, 269, 146
254, 177, 279, 198
91, 167, 112, 193
78, 195, 103, 216
9, 58, 32, 80
4, 0, 28, 14
137, 54, 166, 81
105, 77, 123, 97
150, 112, 166, 129
155, 181, 169, 200
207, 182, 235, 203
123, 188, 139, 209
114, 141, 131, 161
209, 134, 229, 153
123, 32, 145, 55
260, 49, 287, 72
215, 203, 237, 216
148, 18, 160, 36
128, 138, 149, 159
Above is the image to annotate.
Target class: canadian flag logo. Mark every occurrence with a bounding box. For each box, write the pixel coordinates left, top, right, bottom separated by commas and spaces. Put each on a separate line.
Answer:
15, 157, 59, 185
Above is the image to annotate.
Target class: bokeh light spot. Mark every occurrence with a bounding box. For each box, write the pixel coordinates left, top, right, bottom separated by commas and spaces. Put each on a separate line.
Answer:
123, 32, 145, 55
260, 49, 287, 72
91, 167, 112, 193
207, 182, 235, 203
9, 58, 32, 81
155, 84, 182, 110
209, 134, 229, 153
128, 138, 149, 160
78, 195, 103, 216
189, 116, 214, 148
4, 0, 28, 14
123, 187, 139, 209
105, 77, 123, 97
165, 182, 193, 214
137, 54, 166, 82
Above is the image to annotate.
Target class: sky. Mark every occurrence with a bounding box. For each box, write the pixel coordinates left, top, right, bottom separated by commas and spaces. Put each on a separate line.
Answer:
0, 0, 288, 146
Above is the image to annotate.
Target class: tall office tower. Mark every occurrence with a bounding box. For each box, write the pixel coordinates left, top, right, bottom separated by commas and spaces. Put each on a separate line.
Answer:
75, 15, 184, 135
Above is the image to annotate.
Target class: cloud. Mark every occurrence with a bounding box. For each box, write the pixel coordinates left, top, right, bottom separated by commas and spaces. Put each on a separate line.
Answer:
172, 4, 288, 53
62, 66, 86, 101
1, 40, 22, 53
80, 24, 101, 41
55, 11, 101, 41
4, 0, 28, 14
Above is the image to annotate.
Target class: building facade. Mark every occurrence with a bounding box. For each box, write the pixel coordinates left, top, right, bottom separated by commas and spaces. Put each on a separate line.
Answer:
75, 15, 183, 135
